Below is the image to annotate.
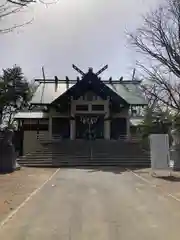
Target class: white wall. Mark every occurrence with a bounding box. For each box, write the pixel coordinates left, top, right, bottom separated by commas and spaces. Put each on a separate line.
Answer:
23, 131, 49, 155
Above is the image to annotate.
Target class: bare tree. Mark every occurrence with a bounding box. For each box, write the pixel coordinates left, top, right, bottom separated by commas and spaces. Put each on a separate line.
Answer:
0, 1, 32, 33
7, 0, 58, 6
7, 1, 34, 5
0, 0, 58, 33
129, 0, 180, 113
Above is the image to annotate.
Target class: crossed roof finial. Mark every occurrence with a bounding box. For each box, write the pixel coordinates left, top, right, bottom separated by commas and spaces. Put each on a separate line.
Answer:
72, 64, 108, 76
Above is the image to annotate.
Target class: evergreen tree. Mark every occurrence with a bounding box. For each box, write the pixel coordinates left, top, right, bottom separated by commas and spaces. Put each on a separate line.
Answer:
0, 65, 33, 127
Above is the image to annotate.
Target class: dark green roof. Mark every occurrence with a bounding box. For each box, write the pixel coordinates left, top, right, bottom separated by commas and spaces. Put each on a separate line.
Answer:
31, 70, 147, 106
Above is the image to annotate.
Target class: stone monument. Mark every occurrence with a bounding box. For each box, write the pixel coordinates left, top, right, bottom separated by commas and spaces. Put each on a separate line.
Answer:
0, 128, 21, 173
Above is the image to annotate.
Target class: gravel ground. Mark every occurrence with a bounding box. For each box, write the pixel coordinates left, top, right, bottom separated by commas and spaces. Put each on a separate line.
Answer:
133, 168, 180, 199
0, 167, 57, 222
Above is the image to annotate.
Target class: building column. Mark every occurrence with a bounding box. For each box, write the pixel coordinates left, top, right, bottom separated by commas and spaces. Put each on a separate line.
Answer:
70, 119, 75, 140
104, 119, 110, 140
49, 117, 52, 140
126, 116, 130, 140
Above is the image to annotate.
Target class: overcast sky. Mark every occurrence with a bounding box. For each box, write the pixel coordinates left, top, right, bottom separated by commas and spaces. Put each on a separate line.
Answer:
0, 0, 161, 81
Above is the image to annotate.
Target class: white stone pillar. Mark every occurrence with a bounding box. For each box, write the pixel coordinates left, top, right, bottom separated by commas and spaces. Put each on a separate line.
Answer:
70, 119, 75, 140
49, 117, 52, 140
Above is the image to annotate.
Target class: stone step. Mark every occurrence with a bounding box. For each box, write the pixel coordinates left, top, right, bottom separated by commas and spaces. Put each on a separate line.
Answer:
18, 157, 150, 166
18, 140, 150, 167
19, 162, 150, 167
18, 158, 150, 162
23, 149, 150, 154
19, 158, 150, 162
31, 154, 149, 158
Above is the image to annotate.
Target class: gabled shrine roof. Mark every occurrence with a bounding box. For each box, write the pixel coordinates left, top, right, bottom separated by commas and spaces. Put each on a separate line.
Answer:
107, 82, 147, 105
31, 68, 147, 106
31, 82, 75, 105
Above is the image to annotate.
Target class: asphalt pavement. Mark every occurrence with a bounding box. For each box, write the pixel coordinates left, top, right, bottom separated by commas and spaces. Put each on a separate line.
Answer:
0, 167, 180, 240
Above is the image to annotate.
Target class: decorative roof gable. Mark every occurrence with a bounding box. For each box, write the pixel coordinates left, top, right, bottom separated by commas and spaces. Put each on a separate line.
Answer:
51, 68, 128, 106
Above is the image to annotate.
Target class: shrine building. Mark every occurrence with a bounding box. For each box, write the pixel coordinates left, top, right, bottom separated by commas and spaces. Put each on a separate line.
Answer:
15, 65, 147, 155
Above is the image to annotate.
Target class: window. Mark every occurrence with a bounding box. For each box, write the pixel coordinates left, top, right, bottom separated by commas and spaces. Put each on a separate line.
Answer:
76, 105, 88, 111
91, 105, 104, 111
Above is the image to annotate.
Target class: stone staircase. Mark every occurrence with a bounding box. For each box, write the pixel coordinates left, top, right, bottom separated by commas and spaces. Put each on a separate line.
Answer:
17, 140, 150, 167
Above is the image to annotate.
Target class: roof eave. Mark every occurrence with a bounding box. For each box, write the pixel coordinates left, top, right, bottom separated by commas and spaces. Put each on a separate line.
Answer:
30, 102, 51, 106
129, 103, 148, 106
